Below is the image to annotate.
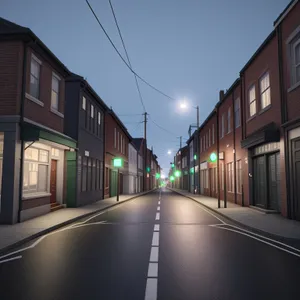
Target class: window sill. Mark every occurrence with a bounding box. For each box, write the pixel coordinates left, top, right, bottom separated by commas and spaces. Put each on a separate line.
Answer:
25, 93, 44, 107
247, 115, 256, 123
50, 107, 64, 118
22, 192, 51, 200
258, 105, 271, 115
288, 81, 300, 93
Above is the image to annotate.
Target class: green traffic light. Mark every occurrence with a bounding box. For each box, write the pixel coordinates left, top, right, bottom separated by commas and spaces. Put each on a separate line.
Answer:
155, 173, 160, 179
194, 154, 197, 160
175, 170, 181, 177
171, 163, 175, 168
146, 167, 151, 173
170, 175, 175, 182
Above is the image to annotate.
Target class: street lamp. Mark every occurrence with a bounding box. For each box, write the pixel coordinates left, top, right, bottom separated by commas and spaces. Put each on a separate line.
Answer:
179, 100, 199, 129
113, 157, 123, 202
167, 150, 172, 155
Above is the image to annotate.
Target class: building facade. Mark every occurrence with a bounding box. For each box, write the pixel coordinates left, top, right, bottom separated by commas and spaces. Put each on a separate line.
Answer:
0, 18, 76, 224
65, 73, 107, 207
132, 138, 146, 193
123, 142, 138, 194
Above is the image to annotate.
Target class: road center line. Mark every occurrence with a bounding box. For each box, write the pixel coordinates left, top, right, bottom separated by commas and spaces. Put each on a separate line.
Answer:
155, 212, 160, 220
149, 247, 159, 262
152, 232, 159, 246
154, 224, 160, 231
144, 278, 157, 300
158, 201, 160, 205
157, 206, 160, 211
147, 262, 158, 277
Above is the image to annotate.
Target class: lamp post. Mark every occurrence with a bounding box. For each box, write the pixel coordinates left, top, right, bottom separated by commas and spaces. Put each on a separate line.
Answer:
113, 157, 123, 202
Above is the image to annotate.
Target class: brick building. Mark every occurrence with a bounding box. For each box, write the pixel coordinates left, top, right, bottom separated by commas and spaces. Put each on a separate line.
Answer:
104, 109, 131, 198
0, 18, 76, 224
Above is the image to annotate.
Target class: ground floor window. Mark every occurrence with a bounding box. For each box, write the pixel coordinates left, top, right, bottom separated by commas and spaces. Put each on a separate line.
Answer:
227, 162, 234, 192
236, 160, 242, 193
81, 156, 103, 192
23, 145, 49, 194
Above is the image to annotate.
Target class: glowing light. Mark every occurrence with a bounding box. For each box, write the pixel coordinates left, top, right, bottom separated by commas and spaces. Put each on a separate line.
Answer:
167, 150, 172, 155
113, 157, 123, 168
175, 170, 181, 177
210, 152, 217, 162
170, 176, 175, 182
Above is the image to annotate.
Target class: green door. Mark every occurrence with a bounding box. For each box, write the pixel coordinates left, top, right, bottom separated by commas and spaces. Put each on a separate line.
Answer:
110, 170, 117, 197
66, 151, 77, 207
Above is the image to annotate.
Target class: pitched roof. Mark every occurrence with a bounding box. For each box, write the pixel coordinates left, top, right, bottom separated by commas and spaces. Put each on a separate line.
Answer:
0, 17, 70, 75
273, 0, 298, 27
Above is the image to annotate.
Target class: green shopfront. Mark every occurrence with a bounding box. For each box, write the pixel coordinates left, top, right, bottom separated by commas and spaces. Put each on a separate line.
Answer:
0, 119, 76, 224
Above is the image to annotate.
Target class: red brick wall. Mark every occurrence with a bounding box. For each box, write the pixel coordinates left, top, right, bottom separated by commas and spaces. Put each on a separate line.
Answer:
24, 48, 65, 133
281, 1, 300, 122
243, 35, 281, 136
0, 41, 23, 115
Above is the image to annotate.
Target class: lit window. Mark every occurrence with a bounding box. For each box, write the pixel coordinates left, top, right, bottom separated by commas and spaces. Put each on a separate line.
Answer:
82, 96, 86, 110
30, 55, 41, 99
260, 72, 271, 110
227, 108, 231, 133
249, 85, 256, 117
91, 105, 94, 118
51, 148, 59, 157
51, 73, 60, 110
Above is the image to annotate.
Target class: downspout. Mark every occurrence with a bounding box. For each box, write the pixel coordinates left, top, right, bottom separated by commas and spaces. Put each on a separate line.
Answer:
18, 42, 28, 223
233, 89, 237, 204
216, 105, 220, 208
277, 24, 291, 217
102, 110, 106, 199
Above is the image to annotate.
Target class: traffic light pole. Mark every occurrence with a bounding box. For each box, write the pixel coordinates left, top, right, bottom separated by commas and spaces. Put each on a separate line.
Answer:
117, 168, 120, 202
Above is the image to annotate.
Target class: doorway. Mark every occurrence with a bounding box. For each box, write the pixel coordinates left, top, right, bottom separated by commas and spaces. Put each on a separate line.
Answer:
291, 137, 300, 220
50, 160, 57, 204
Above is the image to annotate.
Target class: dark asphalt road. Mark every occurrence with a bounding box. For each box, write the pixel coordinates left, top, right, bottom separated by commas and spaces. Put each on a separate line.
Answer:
0, 189, 300, 300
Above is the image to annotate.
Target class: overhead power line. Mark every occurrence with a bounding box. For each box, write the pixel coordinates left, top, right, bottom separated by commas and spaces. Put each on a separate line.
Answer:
108, 0, 146, 112
86, 0, 176, 101
148, 115, 178, 137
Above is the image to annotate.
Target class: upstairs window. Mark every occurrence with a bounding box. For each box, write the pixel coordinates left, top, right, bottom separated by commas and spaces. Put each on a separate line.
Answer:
221, 113, 225, 138
287, 27, 300, 87
212, 124, 215, 144
51, 73, 60, 110
30, 55, 41, 99
227, 108, 231, 133
82, 96, 86, 110
234, 98, 240, 128
260, 72, 271, 110
249, 85, 256, 117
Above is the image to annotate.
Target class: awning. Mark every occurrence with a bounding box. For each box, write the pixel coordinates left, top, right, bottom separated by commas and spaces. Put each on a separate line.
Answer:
21, 121, 77, 149
241, 122, 280, 149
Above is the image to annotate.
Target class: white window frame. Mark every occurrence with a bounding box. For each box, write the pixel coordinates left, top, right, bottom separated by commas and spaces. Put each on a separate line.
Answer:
259, 72, 271, 110
248, 85, 256, 117
30, 54, 41, 100
82, 96, 86, 110
51, 72, 60, 111
91, 104, 94, 119
98, 112, 101, 125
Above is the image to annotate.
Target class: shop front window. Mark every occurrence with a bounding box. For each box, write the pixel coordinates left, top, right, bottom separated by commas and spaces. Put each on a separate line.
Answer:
23, 146, 49, 194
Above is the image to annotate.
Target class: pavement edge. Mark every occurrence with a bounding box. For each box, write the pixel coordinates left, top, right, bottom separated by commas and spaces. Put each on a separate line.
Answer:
0, 189, 157, 256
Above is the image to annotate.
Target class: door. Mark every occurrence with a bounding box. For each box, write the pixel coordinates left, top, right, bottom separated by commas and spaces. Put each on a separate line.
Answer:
110, 170, 117, 197
268, 152, 280, 211
292, 138, 300, 220
253, 156, 267, 207
50, 160, 57, 204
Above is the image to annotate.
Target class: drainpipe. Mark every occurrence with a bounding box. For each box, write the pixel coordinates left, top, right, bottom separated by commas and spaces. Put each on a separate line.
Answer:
277, 24, 291, 217
18, 42, 29, 223
216, 104, 220, 208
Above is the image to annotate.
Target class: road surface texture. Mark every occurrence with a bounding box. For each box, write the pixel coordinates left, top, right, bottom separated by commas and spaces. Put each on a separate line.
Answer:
0, 189, 300, 300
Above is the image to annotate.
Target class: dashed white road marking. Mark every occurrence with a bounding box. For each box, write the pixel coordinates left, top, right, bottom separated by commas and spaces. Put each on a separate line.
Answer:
150, 247, 159, 262
145, 278, 157, 300
154, 224, 160, 231
155, 213, 160, 220
157, 206, 160, 211
0, 255, 22, 264
158, 201, 160, 205
152, 232, 159, 246
147, 263, 158, 277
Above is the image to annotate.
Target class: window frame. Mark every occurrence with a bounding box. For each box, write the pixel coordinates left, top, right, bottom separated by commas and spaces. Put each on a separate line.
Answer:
234, 98, 240, 128
248, 85, 256, 118
227, 107, 231, 133
221, 113, 225, 138
259, 71, 271, 110
30, 54, 41, 100
82, 96, 86, 110
51, 72, 60, 111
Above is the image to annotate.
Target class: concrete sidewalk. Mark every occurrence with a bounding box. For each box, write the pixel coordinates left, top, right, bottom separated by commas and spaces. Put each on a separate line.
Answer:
0, 190, 154, 254
170, 188, 300, 240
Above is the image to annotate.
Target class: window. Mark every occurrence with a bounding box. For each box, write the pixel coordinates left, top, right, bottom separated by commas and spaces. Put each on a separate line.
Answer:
82, 157, 87, 191
212, 124, 215, 144
51, 148, 59, 157
105, 167, 109, 188
91, 105, 94, 119
260, 72, 271, 109
249, 85, 256, 117
234, 98, 240, 128
114, 128, 117, 148
51, 73, 60, 110
294, 41, 300, 84
23, 147, 49, 194
227, 108, 231, 133
221, 162, 224, 190
287, 29, 300, 86
227, 162, 234, 192
236, 160, 242, 193
82, 96, 86, 110
221, 114, 225, 138
30, 55, 41, 99
98, 112, 101, 125
88, 158, 92, 191
117, 132, 120, 150
208, 130, 211, 147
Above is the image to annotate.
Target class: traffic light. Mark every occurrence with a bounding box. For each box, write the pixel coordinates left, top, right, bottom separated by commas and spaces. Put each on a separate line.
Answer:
171, 162, 175, 168
146, 166, 151, 173
175, 170, 181, 177
170, 176, 175, 182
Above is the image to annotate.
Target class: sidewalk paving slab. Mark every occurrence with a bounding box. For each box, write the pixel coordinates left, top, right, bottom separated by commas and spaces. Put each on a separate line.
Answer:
169, 188, 300, 240
0, 190, 154, 255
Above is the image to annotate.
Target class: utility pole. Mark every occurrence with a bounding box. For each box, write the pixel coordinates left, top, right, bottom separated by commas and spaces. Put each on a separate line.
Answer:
143, 112, 147, 191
